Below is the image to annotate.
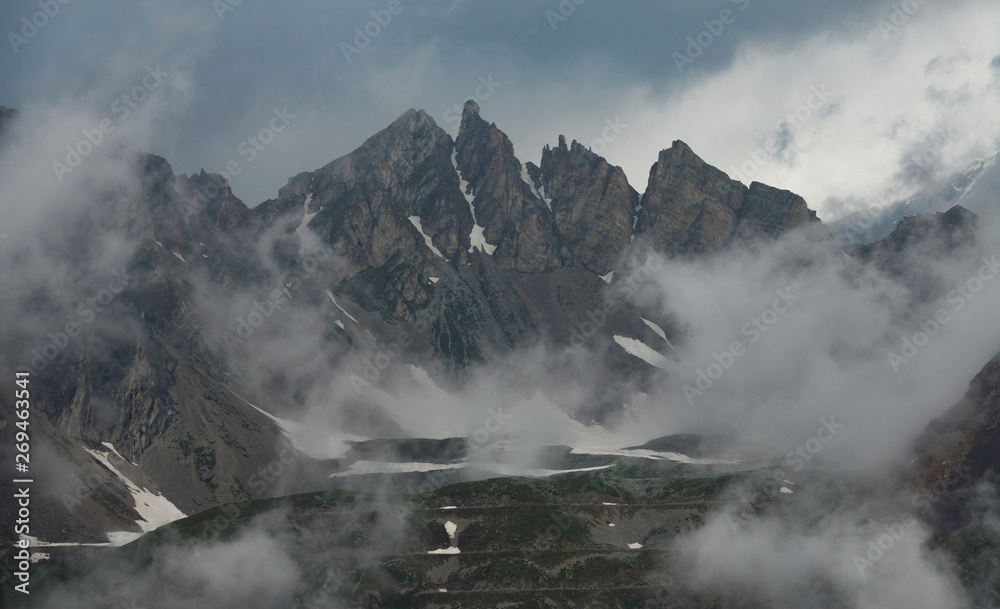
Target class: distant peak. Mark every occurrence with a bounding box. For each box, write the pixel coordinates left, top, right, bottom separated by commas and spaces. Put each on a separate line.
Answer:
463, 99, 480, 118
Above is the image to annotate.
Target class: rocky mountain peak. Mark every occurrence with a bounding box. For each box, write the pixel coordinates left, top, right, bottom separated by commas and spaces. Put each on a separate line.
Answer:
635, 140, 818, 256
538, 136, 638, 274
456, 101, 562, 273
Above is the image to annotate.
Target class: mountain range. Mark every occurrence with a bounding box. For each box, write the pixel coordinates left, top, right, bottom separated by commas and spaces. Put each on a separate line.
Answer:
0, 100, 997, 608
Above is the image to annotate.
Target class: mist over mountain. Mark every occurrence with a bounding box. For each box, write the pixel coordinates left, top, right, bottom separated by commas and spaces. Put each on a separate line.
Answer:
2, 2, 1000, 607
0, 94, 997, 608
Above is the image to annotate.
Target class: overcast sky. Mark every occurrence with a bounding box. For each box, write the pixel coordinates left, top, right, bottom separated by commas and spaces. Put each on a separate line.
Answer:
2, 0, 998, 220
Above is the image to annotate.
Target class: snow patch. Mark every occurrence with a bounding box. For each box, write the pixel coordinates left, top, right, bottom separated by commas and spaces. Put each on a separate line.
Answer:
407, 365, 449, 399
600, 271, 615, 284
228, 390, 297, 436
613, 335, 673, 370
429, 276, 439, 284
329, 460, 612, 479
475, 463, 613, 477
780, 486, 794, 494
229, 389, 365, 460
428, 547, 461, 555
470, 224, 494, 255
85, 448, 186, 537
640, 318, 667, 342
330, 461, 465, 477
19, 534, 110, 548
628, 543, 643, 549
520, 163, 551, 209
538, 182, 553, 208
452, 150, 495, 255
101, 442, 132, 464
570, 445, 739, 466
172, 252, 185, 262
409, 215, 445, 259
326, 290, 360, 325
445, 521, 457, 538
106, 531, 143, 545
440, 505, 458, 510
296, 193, 320, 256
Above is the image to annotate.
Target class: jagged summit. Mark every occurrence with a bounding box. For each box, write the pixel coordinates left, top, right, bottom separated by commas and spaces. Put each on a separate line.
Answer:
634, 140, 819, 256
179, 104, 823, 315
462, 98, 480, 117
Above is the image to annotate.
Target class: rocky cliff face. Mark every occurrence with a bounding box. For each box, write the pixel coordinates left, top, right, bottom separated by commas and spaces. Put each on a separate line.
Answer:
847, 205, 979, 301
455, 100, 563, 273
538, 136, 639, 275
635, 141, 819, 256
911, 354, 1000, 535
